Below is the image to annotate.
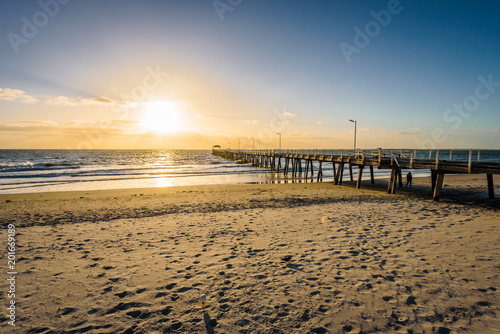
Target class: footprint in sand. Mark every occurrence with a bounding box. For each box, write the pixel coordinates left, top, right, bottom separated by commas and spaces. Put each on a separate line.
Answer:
170, 322, 183, 330
105, 302, 149, 314
115, 291, 133, 298
161, 306, 173, 315
155, 292, 167, 298
58, 307, 77, 315
126, 309, 150, 319
88, 308, 100, 315
382, 296, 393, 302
102, 286, 113, 294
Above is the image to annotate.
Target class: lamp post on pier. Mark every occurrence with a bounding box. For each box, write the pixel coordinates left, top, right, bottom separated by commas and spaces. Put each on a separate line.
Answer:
276, 133, 282, 150
237, 138, 240, 151
251, 137, 255, 149
349, 119, 357, 150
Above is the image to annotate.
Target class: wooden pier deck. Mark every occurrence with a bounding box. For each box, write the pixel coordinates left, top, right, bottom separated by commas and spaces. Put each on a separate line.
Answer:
212, 148, 500, 201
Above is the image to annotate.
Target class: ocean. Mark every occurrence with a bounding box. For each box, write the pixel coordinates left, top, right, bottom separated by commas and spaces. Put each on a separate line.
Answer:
1, 149, 498, 194
0, 150, 271, 194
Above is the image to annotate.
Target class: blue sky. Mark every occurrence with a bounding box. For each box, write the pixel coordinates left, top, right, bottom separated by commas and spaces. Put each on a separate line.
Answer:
0, 0, 499, 149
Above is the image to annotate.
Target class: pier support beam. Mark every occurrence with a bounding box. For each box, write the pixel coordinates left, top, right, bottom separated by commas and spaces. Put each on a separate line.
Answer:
388, 167, 397, 194
349, 164, 354, 182
339, 164, 344, 185
370, 165, 375, 184
487, 174, 495, 199
431, 170, 437, 193
335, 163, 344, 185
293, 158, 301, 177
334, 163, 340, 184
356, 166, 364, 189
317, 161, 323, 182
433, 172, 445, 201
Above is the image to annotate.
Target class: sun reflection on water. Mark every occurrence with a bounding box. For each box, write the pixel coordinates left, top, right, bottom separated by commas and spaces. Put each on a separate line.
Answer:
154, 178, 174, 188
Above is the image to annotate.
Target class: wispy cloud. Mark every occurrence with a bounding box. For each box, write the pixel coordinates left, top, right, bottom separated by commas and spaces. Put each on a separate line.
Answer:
90, 97, 115, 104
111, 120, 140, 124
0, 122, 57, 132
381, 130, 418, 136
18, 120, 57, 125
316, 121, 324, 125
242, 119, 258, 125
1, 119, 139, 129
43, 95, 121, 106
283, 112, 295, 118
0, 88, 38, 103
460, 127, 500, 133
0, 87, 124, 106
16, 120, 57, 128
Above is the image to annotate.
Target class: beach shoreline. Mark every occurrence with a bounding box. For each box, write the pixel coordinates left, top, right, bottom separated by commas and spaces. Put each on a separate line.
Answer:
1, 173, 498, 227
1, 174, 499, 333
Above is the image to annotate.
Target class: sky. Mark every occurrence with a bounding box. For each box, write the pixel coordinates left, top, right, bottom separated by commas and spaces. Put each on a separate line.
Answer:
1, 0, 499, 149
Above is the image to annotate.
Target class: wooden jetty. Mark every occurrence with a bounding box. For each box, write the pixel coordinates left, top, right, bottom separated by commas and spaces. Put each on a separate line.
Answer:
212, 148, 500, 201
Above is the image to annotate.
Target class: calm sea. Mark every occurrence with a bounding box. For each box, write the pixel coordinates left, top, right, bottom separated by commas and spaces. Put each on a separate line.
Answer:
0, 149, 498, 194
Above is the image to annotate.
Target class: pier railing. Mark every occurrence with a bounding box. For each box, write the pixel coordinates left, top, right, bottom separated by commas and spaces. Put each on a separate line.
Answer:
214, 148, 499, 166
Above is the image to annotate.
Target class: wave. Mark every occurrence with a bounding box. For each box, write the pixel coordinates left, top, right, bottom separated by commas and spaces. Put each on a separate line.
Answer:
0, 161, 81, 173
0, 164, 266, 180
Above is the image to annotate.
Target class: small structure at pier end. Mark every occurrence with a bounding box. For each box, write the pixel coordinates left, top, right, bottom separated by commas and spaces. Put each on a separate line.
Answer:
211, 145, 222, 154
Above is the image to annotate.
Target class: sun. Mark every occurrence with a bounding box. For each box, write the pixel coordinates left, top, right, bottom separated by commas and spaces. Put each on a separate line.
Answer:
141, 101, 184, 134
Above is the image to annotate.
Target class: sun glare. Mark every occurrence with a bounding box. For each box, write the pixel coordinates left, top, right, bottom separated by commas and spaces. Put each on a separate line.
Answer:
141, 101, 184, 134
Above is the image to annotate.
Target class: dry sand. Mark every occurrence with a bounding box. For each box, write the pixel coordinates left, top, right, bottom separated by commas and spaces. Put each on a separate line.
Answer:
1, 174, 499, 333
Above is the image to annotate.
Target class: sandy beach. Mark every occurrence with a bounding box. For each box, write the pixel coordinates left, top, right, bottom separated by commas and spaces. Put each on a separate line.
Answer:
1, 174, 499, 333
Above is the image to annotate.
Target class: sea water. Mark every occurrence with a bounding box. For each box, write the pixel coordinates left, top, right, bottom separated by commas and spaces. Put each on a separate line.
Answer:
1, 149, 498, 194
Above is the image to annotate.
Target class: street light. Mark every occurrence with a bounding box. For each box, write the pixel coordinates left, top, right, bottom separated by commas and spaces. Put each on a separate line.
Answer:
349, 119, 357, 150
237, 138, 240, 151
251, 137, 255, 149
276, 133, 282, 150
